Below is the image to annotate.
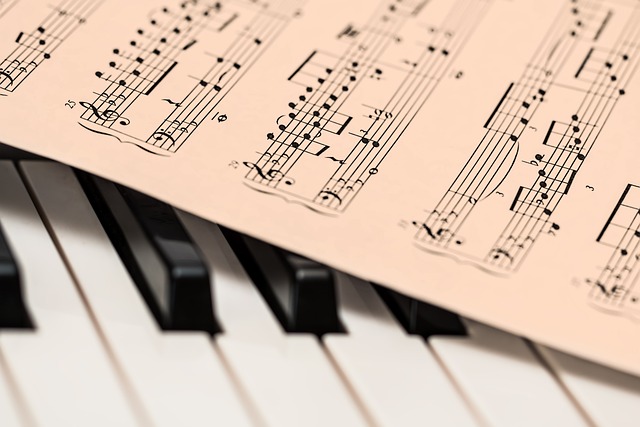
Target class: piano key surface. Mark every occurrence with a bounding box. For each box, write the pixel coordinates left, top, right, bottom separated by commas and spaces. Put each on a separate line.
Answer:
179, 212, 369, 427
80, 174, 219, 334
537, 345, 640, 427
430, 320, 589, 426
20, 161, 253, 426
324, 273, 480, 426
222, 230, 343, 334
0, 162, 140, 426
0, 359, 25, 427
1, 153, 640, 426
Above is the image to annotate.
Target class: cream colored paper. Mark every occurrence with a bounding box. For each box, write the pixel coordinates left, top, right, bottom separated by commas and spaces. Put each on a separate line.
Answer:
1, 0, 639, 375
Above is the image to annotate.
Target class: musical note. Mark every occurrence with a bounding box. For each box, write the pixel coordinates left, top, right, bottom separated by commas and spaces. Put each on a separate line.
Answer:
245, 0, 491, 214
77, 0, 299, 154
413, 1, 639, 273
585, 195, 640, 318
0, 0, 102, 94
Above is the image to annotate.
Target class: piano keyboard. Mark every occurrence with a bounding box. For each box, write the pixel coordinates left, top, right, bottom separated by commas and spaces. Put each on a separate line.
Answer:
0, 146, 639, 426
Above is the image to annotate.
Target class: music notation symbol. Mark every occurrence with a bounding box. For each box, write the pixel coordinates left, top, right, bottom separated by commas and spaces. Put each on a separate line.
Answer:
163, 98, 182, 107
414, 2, 639, 273
243, 162, 295, 186
412, 220, 464, 246
327, 156, 346, 164
338, 24, 360, 39
81, 1, 227, 127
247, 41, 361, 187
79, 100, 131, 126
79, 0, 298, 154
246, 0, 490, 215
0, 0, 101, 94
247, 0, 400, 191
490, 43, 637, 270
286, 100, 353, 136
366, 106, 393, 122
369, 68, 384, 80
582, 184, 640, 319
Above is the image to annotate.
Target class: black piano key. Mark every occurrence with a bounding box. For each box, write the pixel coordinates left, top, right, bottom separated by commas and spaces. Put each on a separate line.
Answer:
0, 221, 32, 329
0, 143, 44, 160
222, 228, 343, 334
76, 172, 219, 334
375, 285, 467, 338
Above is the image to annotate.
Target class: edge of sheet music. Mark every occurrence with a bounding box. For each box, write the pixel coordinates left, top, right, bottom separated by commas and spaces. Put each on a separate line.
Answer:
1, 0, 639, 376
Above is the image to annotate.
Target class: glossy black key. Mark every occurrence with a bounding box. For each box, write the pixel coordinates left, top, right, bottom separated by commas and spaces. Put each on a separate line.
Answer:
375, 285, 466, 338
0, 143, 43, 160
76, 172, 219, 334
222, 228, 343, 334
0, 221, 32, 328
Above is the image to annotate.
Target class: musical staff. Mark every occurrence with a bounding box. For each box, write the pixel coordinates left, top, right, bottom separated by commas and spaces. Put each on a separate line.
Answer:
0, 0, 102, 94
585, 184, 640, 320
414, 0, 640, 273
78, 0, 298, 155
243, 0, 490, 215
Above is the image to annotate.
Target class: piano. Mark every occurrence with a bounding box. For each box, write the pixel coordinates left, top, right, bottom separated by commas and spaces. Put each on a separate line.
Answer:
0, 143, 639, 427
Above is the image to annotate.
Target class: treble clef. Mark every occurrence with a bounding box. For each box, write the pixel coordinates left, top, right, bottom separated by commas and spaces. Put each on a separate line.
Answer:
243, 162, 295, 185
80, 101, 130, 125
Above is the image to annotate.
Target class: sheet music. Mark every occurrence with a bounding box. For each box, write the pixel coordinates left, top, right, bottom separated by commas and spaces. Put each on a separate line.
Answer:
587, 184, 640, 320
1, 0, 640, 376
0, 0, 103, 95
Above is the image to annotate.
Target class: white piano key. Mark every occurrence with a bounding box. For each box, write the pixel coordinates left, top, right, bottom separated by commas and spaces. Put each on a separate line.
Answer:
329, 274, 409, 339
0, 358, 25, 426
176, 212, 282, 340
324, 274, 479, 426
0, 162, 139, 426
537, 345, 640, 427
177, 211, 369, 427
430, 321, 588, 427
20, 161, 254, 427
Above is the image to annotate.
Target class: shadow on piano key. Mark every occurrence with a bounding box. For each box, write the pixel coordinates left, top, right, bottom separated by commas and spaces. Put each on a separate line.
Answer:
221, 228, 344, 335
75, 171, 220, 334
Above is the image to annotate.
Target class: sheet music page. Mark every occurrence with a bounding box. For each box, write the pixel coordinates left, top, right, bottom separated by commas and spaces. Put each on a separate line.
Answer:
1, 0, 639, 375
